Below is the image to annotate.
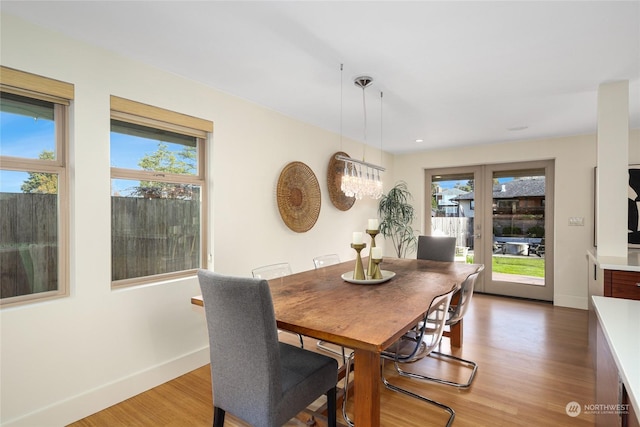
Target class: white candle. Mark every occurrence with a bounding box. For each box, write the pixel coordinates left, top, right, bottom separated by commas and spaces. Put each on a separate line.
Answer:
368, 218, 379, 230
352, 232, 363, 244
371, 247, 383, 259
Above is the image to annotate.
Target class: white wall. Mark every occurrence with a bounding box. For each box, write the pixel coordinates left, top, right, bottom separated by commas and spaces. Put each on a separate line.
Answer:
392, 129, 640, 310
0, 14, 385, 426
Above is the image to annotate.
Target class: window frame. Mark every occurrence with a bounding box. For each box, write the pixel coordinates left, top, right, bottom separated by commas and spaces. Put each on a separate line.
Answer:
0, 66, 72, 307
109, 96, 211, 288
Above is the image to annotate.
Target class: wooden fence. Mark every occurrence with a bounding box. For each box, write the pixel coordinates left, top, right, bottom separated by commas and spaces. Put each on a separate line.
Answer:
111, 197, 200, 281
0, 193, 58, 298
431, 217, 474, 248
1, 194, 200, 298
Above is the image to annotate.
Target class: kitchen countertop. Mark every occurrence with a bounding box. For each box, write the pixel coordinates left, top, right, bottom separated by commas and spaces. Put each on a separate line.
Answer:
587, 249, 640, 272
592, 296, 640, 423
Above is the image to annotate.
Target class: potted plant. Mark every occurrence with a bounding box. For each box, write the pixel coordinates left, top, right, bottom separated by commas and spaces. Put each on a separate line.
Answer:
378, 181, 418, 258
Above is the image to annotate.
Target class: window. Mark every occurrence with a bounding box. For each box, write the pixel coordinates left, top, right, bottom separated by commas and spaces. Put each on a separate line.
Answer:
0, 66, 72, 306
110, 96, 211, 287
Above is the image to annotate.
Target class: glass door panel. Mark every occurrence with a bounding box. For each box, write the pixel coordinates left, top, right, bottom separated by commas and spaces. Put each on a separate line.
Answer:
491, 170, 545, 285
429, 171, 477, 264
426, 161, 554, 301
483, 161, 554, 301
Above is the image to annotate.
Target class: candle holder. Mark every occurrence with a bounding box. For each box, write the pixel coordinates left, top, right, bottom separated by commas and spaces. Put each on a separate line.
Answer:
366, 229, 379, 278
371, 257, 383, 280
350, 243, 367, 280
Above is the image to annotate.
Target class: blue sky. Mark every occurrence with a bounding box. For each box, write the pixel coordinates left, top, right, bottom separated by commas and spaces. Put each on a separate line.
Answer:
1, 107, 185, 194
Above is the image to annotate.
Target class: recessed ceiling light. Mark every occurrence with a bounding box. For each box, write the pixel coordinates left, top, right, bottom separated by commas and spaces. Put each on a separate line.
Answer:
415, 139, 424, 143
507, 126, 529, 131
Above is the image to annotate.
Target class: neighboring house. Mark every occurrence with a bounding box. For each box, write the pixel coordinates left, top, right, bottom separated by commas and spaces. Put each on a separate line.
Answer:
454, 177, 545, 217
433, 187, 469, 217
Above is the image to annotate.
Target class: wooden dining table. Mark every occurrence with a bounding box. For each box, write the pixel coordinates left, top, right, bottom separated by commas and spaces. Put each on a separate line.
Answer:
192, 257, 481, 427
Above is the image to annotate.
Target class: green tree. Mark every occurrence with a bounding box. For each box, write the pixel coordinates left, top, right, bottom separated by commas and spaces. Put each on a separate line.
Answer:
21, 150, 57, 194
133, 143, 196, 199
454, 181, 472, 192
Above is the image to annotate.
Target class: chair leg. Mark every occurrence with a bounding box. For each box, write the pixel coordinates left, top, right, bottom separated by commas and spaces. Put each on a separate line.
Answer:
213, 407, 225, 427
341, 352, 355, 427
317, 340, 347, 364
326, 386, 337, 427
278, 329, 305, 348
381, 359, 455, 427
395, 350, 478, 388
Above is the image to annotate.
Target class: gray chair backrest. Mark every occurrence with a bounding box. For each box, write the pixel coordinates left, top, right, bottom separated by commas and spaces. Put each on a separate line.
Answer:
252, 262, 292, 280
197, 270, 281, 423
313, 254, 341, 269
448, 265, 485, 325
416, 235, 456, 262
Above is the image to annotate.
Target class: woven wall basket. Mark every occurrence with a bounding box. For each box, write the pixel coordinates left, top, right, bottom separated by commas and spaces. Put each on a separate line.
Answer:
327, 151, 355, 211
277, 161, 321, 233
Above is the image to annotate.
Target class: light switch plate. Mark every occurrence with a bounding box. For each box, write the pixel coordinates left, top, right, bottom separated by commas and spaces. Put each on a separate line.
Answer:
568, 217, 584, 226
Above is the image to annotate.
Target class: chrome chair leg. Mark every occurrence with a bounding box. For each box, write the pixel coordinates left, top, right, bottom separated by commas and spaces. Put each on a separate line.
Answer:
341, 352, 355, 427
277, 330, 305, 348
381, 359, 456, 427
394, 350, 478, 388
343, 354, 456, 427
317, 340, 346, 365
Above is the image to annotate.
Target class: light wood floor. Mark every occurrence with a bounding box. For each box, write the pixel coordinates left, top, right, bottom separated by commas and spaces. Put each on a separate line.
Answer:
69, 293, 596, 426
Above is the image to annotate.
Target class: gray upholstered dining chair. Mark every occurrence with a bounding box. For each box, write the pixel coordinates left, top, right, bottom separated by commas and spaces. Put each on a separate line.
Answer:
342, 289, 456, 427
252, 262, 304, 348
416, 235, 456, 262
198, 269, 338, 427
312, 254, 347, 363
402, 265, 484, 388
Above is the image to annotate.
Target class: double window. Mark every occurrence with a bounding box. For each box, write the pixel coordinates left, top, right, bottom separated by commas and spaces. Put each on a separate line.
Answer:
0, 67, 72, 306
110, 96, 211, 286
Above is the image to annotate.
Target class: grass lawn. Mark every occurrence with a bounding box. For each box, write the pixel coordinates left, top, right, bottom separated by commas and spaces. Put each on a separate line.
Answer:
491, 256, 545, 277
466, 255, 545, 277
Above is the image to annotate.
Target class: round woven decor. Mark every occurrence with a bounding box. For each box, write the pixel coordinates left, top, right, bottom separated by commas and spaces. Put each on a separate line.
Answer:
277, 161, 321, 233
327, 151, 355, 211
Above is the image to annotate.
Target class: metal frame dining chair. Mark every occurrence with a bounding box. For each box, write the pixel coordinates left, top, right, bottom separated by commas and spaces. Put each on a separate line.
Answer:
198, 270, 338, 427
398, 265, 485, 389
252, 262, 304, 348
342, 289, 457, 427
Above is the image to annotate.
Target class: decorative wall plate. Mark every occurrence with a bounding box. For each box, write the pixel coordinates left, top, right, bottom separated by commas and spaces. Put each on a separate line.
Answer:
277, 161, 321, 233
327, 151, 355, 211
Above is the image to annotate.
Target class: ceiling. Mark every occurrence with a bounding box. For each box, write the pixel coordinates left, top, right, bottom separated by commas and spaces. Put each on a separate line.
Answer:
2, 1, 639, 154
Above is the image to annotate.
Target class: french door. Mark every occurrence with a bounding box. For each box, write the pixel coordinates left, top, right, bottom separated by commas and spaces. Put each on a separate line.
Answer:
425, 160, 554, 301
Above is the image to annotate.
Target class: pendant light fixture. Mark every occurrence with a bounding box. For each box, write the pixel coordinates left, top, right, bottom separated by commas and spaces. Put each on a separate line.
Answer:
337, 75, 385, 200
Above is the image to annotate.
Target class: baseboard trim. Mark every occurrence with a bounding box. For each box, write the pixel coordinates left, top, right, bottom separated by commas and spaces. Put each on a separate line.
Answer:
4, 347, 210, 427
554, 294, 588, 310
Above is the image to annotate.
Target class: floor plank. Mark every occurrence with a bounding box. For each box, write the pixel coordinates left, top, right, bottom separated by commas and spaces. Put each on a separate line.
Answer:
69, 293, 596, 426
